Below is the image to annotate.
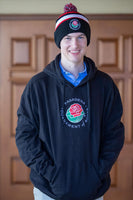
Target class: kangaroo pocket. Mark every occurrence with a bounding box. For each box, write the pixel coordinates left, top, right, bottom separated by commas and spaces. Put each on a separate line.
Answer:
50, 161, 102, 199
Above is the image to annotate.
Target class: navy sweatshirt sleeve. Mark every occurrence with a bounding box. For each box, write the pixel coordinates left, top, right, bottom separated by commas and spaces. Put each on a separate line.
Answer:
99, 79, 124, 180
15, 81, 55, 182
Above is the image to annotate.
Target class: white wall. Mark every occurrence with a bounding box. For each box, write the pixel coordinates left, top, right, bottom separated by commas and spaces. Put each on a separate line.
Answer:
0, 0, 133, 14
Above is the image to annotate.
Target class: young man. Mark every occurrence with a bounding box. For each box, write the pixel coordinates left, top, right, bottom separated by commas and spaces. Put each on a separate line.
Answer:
16, 3, 124, 200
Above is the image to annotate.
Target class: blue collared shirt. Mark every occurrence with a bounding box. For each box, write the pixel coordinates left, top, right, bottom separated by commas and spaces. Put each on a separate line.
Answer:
59, 61, 87, 86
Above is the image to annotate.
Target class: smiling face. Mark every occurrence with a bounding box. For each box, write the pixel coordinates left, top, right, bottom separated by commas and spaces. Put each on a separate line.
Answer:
60, 32, 87, 68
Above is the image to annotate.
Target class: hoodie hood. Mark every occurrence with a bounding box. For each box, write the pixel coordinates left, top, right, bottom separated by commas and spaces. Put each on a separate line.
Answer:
44, 54, 97, 86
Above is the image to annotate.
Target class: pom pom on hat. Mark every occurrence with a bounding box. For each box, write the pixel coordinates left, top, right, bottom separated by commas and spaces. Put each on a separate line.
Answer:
64, 3, 77, 12
54, 3, 91, 48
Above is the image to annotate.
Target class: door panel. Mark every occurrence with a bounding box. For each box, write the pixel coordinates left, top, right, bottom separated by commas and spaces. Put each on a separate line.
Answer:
0, 19, 133, 200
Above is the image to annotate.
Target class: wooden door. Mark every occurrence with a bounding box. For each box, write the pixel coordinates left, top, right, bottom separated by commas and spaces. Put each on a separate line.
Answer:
0, 20, 60, 200
86, 20, 133, 200
0, 18, 133, 200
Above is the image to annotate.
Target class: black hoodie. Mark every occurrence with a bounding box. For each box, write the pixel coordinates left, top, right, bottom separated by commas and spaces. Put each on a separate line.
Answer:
16, 54, 124, 200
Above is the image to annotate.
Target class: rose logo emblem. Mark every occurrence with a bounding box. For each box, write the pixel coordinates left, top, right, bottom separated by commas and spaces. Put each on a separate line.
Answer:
66, 103, 84, 123
69, 19, 81, 30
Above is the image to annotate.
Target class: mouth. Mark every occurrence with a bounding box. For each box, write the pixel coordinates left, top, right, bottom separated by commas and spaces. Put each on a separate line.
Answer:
70, 50, 80, 54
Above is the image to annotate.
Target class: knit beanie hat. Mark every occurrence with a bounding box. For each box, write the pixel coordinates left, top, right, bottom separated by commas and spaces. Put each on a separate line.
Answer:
54, 3, 91, 48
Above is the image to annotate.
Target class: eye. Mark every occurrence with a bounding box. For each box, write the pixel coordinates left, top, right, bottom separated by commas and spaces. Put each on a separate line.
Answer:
78, 35, 85, 39
65, 36, 71, 40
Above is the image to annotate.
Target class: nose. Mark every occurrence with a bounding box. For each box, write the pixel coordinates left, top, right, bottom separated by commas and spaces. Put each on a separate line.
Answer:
71, 38, 78, 47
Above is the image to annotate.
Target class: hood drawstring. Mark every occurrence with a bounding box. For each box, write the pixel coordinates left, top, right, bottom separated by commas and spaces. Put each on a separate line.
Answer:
87, 81, 93, 164
87, 81, 91, 134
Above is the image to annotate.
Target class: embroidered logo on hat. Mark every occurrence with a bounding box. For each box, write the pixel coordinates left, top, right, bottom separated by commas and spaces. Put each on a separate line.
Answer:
69, 19, 81, 30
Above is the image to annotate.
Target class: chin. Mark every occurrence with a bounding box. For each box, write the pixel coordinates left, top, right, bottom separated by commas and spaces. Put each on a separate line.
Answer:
70, 58, 83, 64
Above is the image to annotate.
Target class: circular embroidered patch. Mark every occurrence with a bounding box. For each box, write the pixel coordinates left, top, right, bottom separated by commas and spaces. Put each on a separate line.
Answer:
69, 19, 81, 30
66, 103, 84, 123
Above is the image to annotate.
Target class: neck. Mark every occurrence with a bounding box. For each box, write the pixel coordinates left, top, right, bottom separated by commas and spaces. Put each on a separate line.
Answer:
62, 63, 84, 79
61, 60, 84, 79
